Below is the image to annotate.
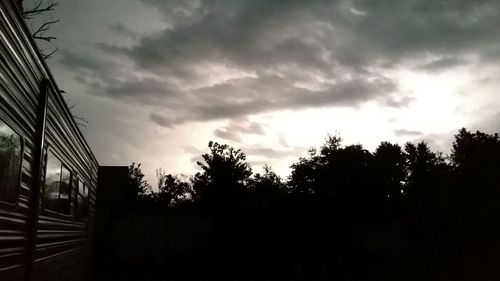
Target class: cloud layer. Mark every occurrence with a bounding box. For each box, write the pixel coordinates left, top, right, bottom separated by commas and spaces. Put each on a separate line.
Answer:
34, 0, 500, 179
55, 0, 500, 129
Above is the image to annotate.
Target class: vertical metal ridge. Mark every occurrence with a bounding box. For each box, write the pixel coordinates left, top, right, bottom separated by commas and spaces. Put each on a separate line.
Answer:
25, 78, 48, 281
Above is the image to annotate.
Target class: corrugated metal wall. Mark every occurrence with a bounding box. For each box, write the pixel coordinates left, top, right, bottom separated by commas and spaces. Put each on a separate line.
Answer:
0, 1, 99, 280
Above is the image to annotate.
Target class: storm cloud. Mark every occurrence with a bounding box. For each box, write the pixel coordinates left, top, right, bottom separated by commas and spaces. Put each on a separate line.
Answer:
214, 119, 266, 142
53, 0, 500, 129
394, 129, 424, 137
29, 0, 500, 179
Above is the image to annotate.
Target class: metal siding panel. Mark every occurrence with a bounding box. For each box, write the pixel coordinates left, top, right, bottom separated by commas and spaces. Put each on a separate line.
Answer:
0, 2, 38, 279
0, 1, 99, 280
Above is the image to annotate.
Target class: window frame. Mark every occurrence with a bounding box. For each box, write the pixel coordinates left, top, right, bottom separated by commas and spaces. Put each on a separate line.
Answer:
75, 178, 89, 220
0, 116, 24, 206
41, 149, 73, 216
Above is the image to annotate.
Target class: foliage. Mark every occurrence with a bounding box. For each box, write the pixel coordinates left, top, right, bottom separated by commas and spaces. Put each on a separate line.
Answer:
122, 128, 500, 280
127, 162, 150, 201
373, 141, 406, 200
451, 128, 500, 178
156, 170, 193, 207
193, 141, 252, 205
251, 165, 285, 191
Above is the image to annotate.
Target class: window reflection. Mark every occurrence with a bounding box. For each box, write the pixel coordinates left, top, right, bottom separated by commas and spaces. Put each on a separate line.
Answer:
0, 120, 22, 203
76, 180, 88, 219
43, 151, 71, 214
59, 165, 71, 213
78, 180, 85, 195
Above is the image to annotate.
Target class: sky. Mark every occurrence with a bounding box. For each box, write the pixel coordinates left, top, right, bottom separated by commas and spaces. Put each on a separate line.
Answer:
24, 0, 500, 184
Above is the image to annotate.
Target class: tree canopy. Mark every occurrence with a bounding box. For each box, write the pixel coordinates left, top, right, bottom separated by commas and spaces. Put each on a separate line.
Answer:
123, 128, 500, 281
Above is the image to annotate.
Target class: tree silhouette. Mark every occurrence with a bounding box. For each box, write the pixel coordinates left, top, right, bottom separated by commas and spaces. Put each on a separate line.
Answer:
288, 147, 321, 195
252, 165, 285, 191
373, 142, 406, 202
451, 128, 500, 184
106, 128, 500, 281
127, 162, 150, 203
193, 141, 252, 206
156, 172, 193, 207
249, 165, 287, 215
448, 128, 500, 274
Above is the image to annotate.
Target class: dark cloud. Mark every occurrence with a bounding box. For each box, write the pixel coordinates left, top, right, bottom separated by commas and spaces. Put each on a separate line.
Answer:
351, 0, 500, 60
243, 146, 305, 159
213, 129, 239, 142
104, 78, 183, 105
95, 42, 130, 55
125, 0, 500, 70
107, 22, 140, 39
384, 96, 413, 108
140, 0, 207, 26
62, 0, 500, 127
214, 119, 265, 142
418, 57, 469, 72
394, 129, 424, 136
150, 112, 175, 128
59, 50, 108, 73
147, 73, 400, 127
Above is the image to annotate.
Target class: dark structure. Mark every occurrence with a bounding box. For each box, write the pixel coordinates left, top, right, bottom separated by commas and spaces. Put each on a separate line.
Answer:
93, 166, 128, 279
93, 166, 216, 280
0, 1, 99, 280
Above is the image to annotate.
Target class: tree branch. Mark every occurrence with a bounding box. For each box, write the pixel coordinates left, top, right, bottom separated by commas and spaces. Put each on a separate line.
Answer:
23, 1, 60, 60
32, 19, 59, 42
41, 47, 58, 59
22, 1, 58, 19
68, 101, 78, 110
73, 115, 89, 128
73, 115, 89, 123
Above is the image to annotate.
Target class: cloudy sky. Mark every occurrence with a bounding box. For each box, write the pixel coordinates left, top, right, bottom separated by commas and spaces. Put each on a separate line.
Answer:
25, 0, 500, 183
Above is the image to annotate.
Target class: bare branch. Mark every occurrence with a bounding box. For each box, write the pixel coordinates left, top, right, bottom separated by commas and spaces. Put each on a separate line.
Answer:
23, 1, 60, 60
68, 102, 79, 110
73, 115, 89, 124
22, 1, 43, 18
41, 47, 58, 59
23, 2, 86, 127
34, 35, 57, 42
73, 115, 89, 128
22, 1, 58, 19
75, 122, 88, 128
63, 94, 88, 127
32, 19, 59, 41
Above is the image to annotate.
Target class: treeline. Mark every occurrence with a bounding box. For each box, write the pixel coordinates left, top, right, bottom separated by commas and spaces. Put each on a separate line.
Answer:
126, 128, 500, 281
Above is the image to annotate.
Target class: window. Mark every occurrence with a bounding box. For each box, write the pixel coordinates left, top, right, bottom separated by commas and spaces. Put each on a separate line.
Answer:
42, 151, 72, 214
0, 119, 22, 203
75, 179, 89, 219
